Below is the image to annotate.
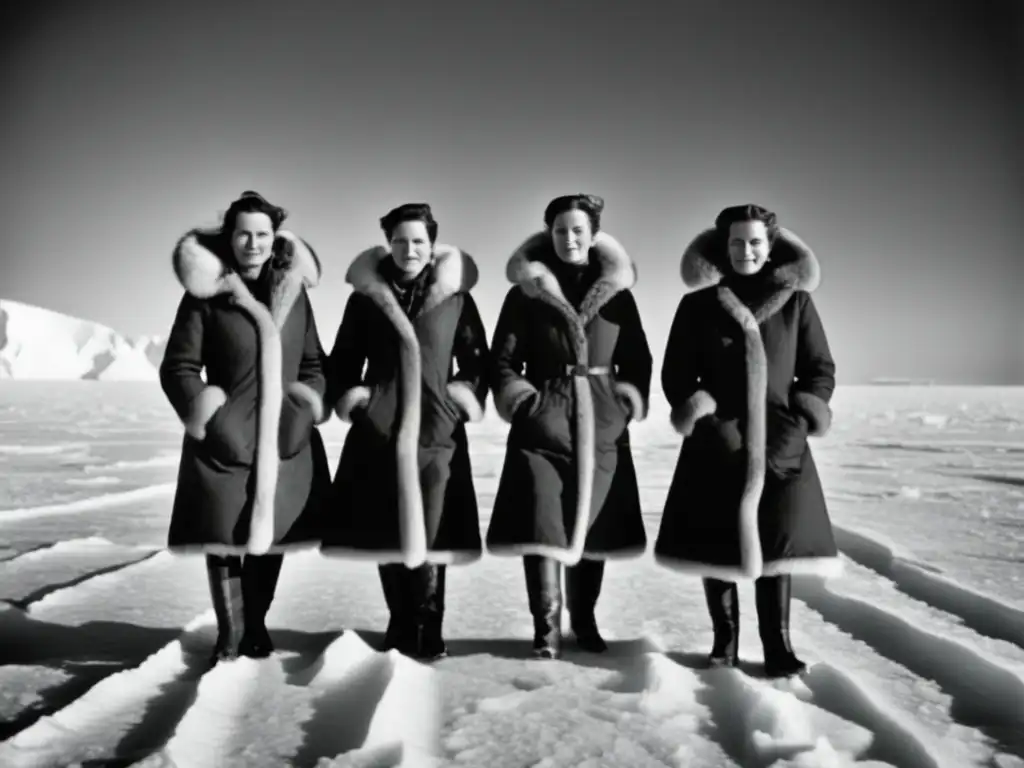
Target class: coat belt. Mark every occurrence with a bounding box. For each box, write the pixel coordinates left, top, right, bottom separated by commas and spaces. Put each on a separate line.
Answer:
565, 364, 611, 376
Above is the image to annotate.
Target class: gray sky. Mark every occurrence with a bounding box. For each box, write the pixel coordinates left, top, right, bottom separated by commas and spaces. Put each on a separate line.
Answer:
2, 0, 1021, 383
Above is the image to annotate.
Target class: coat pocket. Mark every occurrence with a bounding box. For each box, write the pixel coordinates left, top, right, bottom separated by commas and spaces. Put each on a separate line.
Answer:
512, 383, 573, 454
765, 403, 809, 479
279, 392, 316, 459
202, 395, 257, 466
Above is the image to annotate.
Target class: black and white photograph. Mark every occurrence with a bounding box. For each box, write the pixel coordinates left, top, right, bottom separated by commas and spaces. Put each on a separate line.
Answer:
0, 0, 1022, 765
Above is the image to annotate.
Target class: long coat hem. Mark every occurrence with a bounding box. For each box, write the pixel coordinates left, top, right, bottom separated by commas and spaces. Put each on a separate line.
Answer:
653, 553, 843, 582
486, 542, 647, 563
320, 547, 482, 565
168, 542, 320, 557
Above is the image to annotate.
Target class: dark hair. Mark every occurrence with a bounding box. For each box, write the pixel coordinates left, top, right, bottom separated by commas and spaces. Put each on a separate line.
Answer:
214, 190, 291, 272
543, 194, 604, 233
713, 203, 779, 245
220, 190, 288, 236
380, 203, 438, 244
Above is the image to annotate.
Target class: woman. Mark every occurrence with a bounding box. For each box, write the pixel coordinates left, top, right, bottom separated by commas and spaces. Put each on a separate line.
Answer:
487, 193, 652, 660
654, 203, 839, 678
322, 202, 489, 662
160, 190, 332, 665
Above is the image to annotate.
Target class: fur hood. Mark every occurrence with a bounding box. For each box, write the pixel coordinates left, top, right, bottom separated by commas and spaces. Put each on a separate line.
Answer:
681, 226, 819, 293
168, 228, 323, 556
173, 229, 321, 304
506, 231, 636, 320
346, 243, 478, 313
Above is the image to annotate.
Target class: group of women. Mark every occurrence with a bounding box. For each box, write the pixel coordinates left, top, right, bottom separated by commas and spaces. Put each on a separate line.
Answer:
160, 189, 838, 681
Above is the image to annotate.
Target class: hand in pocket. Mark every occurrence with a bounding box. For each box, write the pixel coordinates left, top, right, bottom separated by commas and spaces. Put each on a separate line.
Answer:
766, 405, 809, 479
279, 392, 316, 458
707, 416, 744, 455
203, 400, 256, 466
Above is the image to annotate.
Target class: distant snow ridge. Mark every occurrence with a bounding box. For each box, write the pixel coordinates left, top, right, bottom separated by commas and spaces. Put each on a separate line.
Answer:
0, 299, 164, 381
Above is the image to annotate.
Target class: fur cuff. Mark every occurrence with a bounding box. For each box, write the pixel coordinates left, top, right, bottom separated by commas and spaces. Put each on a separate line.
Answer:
670, 389, 717, 437
447, 381, 484, 423
791, 391, 832, 436
183, 386, 227, 440
494, 377, 539, 423
287, 381, 326, 424
335, 385, 372, 423
613, 381, 646, 422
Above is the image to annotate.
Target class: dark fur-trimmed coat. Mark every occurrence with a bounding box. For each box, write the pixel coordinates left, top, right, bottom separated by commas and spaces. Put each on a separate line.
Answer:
654, 227, 840, 581
486, 232, 653, 565
321, 246, 490, 568
160, 230, 332, 555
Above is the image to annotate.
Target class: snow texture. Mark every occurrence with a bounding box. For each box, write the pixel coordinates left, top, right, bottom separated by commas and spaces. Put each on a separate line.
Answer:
0, 383, 1022, 765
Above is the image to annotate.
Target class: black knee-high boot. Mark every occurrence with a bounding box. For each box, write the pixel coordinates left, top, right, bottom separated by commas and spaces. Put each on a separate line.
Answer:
756, 574, 807, 678
206, 555, 245, 665
566, 558, 607, 653
703, 578, 740, 668
239, 554, 284, 658
379, 564, 416, 655
413, 563, 448, 661
524, 555, 562, 659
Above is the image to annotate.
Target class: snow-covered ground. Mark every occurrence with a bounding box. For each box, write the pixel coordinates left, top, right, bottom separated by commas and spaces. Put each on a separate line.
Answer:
0, 383, 1022, 767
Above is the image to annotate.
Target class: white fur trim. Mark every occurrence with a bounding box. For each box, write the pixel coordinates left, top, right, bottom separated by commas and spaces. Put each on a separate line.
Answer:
447, 381, 484, 423
484, 543, 647, 563
653, 554, 764, 583
320, 547, 482, 565
565, 375, 596, 564
791, 391, 833, 437
287, 381, 325, 425
612, 381, 646, 422
225, 275, 283, 556
183, 385, 227, 440
762, 556, 844, 578
335, 386, 372, 423
172, 234, 231, 299
718, 288, 768, 581
275, 230, 321, 288
485, 543, 588, 566
494, 377, 539, 423
680, 226, 821, 293
169, 541, 318, 556
671, 389, 717, 437
573, 544, 647, 560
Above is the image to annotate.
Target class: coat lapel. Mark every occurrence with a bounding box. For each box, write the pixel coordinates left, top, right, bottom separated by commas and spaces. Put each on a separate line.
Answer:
171, 228, 321, 555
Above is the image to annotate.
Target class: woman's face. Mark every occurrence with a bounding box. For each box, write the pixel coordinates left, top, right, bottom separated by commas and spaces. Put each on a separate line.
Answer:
550, 209, 593, 265
231, 212, 276, 276
390, 219, 433, 278
727, 220, 771, 275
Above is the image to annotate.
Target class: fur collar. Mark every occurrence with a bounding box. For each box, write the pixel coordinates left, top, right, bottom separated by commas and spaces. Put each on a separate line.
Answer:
172, 229, 322, 299
680, 227, 820, 294
345, 244, 478, 316
506, 231, 636, 326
